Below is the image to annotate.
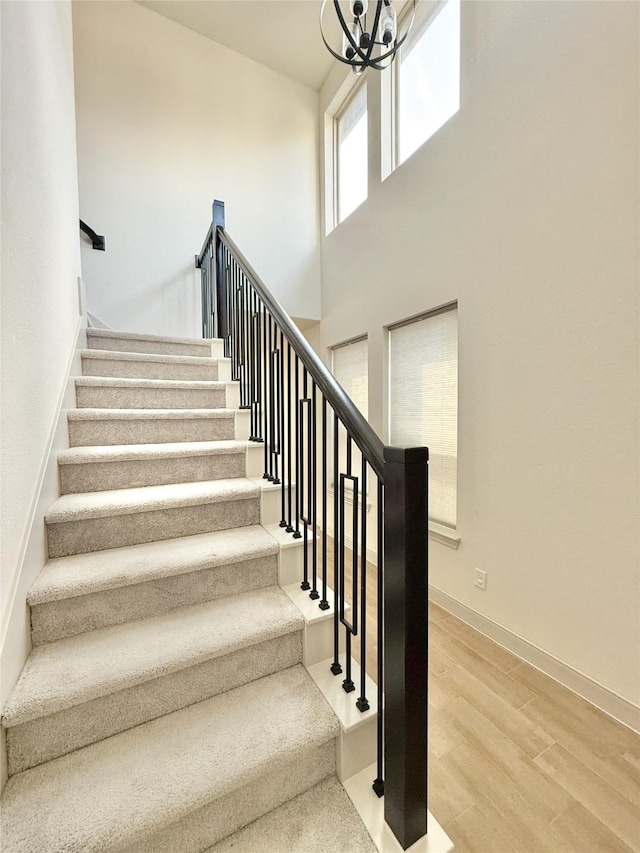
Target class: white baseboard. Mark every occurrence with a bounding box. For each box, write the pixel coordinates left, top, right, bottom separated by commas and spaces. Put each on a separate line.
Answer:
429, 585, 640, 735
0, 318, 86, 792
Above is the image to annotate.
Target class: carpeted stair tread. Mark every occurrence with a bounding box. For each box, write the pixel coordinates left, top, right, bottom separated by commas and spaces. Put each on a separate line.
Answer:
3, 587, 302, 727
82, 349, 220, 367
87, 327, 214, 350
67, 407, 236, 421
0, 666, 339, 853
58, 440, 247, 466
45, 478, 259, 523
76, 376, 226, 390
205, 775, 377, 853
28, 526, 277, 605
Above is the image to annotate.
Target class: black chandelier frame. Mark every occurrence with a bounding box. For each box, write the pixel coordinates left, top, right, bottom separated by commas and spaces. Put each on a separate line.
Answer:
320, 0, 415, 72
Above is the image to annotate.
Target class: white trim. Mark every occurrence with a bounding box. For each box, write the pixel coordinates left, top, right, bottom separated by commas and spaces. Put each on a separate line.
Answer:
344, 763, 454, 853
428, 522, 460, 549
429, 586, 640, 734
0, 317, 86, 791
0, 316, 84, 655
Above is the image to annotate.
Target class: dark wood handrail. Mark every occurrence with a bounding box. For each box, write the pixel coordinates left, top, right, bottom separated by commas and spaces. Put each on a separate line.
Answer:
79, 219, 105, 251
217, 227, 385, 480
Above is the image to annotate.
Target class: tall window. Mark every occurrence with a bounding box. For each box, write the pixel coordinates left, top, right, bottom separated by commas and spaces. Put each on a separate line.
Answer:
389, 305, 458, 528
332, 336, 368, 488
336, 82, 368, 222
397, 0, 460, 165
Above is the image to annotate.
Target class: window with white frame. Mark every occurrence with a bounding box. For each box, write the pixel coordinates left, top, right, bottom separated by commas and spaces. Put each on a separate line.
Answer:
389, 305, 458, 528
396, 0, 460, 166
336, 82, 368, 223
331, 336, 368, 488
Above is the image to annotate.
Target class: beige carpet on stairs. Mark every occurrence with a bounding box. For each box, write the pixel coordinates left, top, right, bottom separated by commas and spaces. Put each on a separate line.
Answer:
0, 328, 378, 853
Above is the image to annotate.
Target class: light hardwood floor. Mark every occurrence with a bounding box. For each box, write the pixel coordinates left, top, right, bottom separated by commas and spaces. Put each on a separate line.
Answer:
313, 541, 640, 852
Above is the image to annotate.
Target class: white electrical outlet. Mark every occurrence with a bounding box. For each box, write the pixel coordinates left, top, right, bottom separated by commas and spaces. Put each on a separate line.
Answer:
474, 568, 487, 590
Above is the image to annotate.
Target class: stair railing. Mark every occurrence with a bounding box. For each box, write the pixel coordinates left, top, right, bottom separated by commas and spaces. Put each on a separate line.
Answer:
196, 200, 429, 851
79, 219, 105, 251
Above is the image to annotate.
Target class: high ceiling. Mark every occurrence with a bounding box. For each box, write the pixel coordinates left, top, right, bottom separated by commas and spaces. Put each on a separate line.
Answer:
136, 1, 341, 91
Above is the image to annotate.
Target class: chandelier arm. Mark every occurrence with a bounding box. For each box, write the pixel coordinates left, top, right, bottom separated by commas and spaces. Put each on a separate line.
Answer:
320, 1, 366, 65
361, 0, 416, 66
333, 0, 370, 63
362, 1, 384, 66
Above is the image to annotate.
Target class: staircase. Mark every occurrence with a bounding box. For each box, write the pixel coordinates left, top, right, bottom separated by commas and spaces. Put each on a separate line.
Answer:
0, 328, 377, 853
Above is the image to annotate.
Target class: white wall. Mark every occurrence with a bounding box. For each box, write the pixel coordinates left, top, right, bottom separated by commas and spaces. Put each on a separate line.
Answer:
319, 1, 639, 709
0, 0, 83, 785
73, 0, 321, 338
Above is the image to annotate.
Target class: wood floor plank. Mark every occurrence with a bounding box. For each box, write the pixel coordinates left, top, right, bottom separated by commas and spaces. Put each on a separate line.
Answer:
534, 743, 640, 851
428, 749, 475, 827
512, 662, 640, 754
522, 695, 640, 806
428, 643, 458, 676
429, 601, 450, 622
445, 804, 517, 853
428, 671, 459, 711
551, 801, 637, 853
440, 637, 536, 709
439, 614, 522, 673
446, 695, 574, 823
445, 742, 574, 852
439, 664, 555, 759
430, 705, 467, 758
428, 619, 455, 648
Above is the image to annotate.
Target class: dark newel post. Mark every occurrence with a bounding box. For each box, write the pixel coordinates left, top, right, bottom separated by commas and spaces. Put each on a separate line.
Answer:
383, 445, 429, 850
213, 199, 228, 340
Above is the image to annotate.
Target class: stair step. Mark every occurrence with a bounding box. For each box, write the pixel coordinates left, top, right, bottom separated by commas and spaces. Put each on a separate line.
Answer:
45, 479, 260, 557
67, 407, 237, 446
87, 327, 216, 357
205, 775, 377, 853
58, 440, 247, 494
4, 587, 303, 773
75, 376, 228, 410
81, 349, 221, 381
28, 526, 279, 643
0, 666, 339, 853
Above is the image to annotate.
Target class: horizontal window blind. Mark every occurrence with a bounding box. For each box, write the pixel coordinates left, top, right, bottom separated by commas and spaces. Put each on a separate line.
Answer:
389, 306, 458, 528
332, 336, 368, 418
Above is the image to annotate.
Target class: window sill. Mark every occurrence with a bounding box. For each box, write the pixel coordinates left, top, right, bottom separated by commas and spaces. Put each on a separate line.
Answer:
429, 522, 460, 549
327, 485, 372, 513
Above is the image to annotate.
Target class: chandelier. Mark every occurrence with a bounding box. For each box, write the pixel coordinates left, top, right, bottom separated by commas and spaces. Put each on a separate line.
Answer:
320, 0, 414, 73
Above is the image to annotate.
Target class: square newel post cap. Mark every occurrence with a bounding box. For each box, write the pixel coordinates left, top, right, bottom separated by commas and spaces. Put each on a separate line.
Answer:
213, 199, 225, 229
384, 446, 429, 465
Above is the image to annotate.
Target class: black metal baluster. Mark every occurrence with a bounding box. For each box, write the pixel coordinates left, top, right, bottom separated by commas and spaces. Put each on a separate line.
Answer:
300, 368, 310, 591
268, 313, 275, 482
293, 355, 301, 539
286, 342, 294, 533
310, 382, 319, 600
357, 454, 369, 712
373, 477, 385, 798
342, 436, 356, 694
239, 275, 247, 407
331, 412, 342, 676
279, 327, 286, 525
254, 297, 262, 444
271, 339, 280, 486
262, 303, 269, 478
230, 261, 238, 379
248, 287, 256, 440
226, 252, 236, 360
320, 396, 329, 610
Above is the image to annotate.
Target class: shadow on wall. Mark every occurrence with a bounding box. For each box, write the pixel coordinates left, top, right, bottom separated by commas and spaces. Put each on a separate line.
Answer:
84, 263, 201, 338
